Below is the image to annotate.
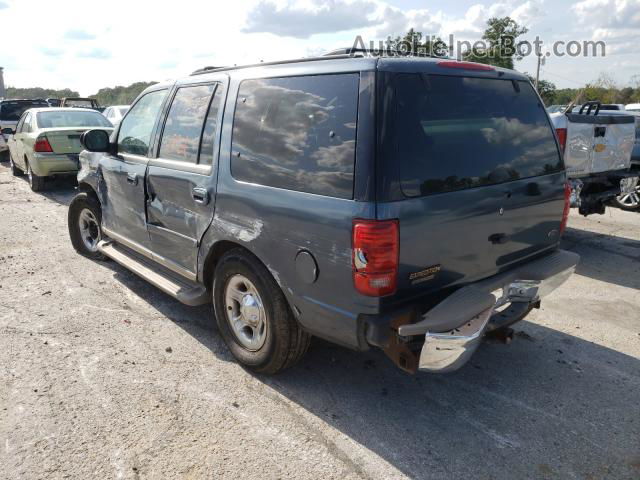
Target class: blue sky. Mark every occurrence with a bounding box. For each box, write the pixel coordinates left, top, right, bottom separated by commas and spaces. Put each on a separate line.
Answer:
1, 0, 638, 95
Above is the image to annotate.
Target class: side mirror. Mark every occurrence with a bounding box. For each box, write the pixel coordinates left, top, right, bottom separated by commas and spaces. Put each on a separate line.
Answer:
1, 127, 15, 135
80, 129, 110, 152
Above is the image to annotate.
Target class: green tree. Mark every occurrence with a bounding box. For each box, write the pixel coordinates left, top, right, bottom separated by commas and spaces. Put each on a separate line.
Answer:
464, 16, 528, 69
386, 28, 448, 57
91, 81, 157, 106
5, 87, 80, 99
525, 74, 556, 105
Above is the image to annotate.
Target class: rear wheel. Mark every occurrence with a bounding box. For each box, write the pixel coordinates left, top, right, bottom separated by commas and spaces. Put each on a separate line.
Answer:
26, 161, 46, 192
613, 185, 640, 211
68, 192, 106, 260
9, 151, 23, 177
213, 249, 310, 374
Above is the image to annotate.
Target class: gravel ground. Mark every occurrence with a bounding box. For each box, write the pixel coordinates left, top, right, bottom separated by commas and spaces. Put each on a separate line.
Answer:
0, 161, 639, 480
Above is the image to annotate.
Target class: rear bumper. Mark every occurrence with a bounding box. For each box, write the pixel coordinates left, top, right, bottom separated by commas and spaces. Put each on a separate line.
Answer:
370, 249, 579, 373
30, 153, 80, 176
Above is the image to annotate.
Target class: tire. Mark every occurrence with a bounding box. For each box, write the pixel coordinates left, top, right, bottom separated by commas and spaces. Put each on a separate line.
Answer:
612, 185, 640, 212
0, 150, 8, 162
68, 192, 106, 260
9, 151, 23, 177
26, 160, 46, 192
212, 248, 310, 374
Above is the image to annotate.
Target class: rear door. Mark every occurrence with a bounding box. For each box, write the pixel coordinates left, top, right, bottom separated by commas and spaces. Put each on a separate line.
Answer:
378, 72, 566, 298
145, 78, 227, 278
99, 88, 168, 248
7, 113, 26, 166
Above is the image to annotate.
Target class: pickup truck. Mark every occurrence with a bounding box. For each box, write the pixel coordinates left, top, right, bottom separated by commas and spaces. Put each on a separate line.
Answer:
550, 101, 637, 215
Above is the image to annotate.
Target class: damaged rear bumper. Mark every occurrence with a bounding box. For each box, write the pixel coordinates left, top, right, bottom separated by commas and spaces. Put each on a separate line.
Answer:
376, 249, 579, 374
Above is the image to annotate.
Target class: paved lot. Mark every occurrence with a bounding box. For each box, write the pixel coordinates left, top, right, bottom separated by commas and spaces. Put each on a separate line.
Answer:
0, 161, 639, 480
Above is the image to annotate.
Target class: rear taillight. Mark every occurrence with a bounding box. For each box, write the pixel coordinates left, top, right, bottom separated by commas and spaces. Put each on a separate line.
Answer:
556, 128, 567, 154
436, 60, 495, 71
352, 219, 399, 296
34, 136, 53, 153
560, 183, 571, 235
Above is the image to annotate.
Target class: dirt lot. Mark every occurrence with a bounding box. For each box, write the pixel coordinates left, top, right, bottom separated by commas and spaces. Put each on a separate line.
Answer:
0, 161, 639, 480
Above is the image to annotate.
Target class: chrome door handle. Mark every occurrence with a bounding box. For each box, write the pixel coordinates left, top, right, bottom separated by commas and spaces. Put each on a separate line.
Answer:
192, 187, 209, 205
126, 173, 138, 185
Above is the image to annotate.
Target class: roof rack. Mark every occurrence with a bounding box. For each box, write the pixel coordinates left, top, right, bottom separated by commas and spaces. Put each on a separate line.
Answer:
190, 53, 361, 76
324, 47, 442, 58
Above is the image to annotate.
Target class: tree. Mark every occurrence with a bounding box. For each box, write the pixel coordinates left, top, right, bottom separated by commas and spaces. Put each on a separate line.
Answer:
464, 16, 528, 70
5, 87, 80, 99
386, 28, 448, 57
525, 74, 556, 105
91, 81, 157, 106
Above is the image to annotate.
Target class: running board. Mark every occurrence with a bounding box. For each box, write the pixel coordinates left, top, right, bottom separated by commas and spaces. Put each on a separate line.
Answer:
97, 240, 209, 306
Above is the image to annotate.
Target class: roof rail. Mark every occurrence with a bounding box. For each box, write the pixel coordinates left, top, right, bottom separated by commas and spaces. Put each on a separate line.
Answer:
190, 53, 361, 76
324, 47, 442, 58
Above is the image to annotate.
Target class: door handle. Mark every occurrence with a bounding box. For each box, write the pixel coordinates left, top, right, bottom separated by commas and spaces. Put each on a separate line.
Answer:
126, 173, 138, 185
192, 187, 209, 205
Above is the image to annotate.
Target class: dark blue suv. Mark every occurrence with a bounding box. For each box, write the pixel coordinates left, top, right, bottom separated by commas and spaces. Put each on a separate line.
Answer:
67, 54, 579, 374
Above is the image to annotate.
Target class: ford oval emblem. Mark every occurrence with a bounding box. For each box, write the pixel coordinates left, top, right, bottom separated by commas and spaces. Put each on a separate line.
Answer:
499, 207, 504, 216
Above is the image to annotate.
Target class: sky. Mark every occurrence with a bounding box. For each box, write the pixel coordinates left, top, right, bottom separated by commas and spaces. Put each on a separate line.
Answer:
0, 0, 638, 95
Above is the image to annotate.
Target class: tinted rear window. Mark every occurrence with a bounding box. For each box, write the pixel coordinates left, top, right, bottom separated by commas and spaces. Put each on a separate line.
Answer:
36, 110, 112, 128
0, 101, 48, 121
393, 75, 562, 197
231, 74, 359, 199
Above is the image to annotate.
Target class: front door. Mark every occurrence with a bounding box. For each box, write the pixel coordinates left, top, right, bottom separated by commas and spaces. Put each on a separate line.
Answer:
145, 80, 226, 278
99, 88, 168, 248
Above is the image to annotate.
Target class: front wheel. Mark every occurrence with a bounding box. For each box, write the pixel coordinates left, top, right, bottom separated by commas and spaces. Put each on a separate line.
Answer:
213, 249, 310, 374
68, 192, 106, 260
26, 161, 46, 191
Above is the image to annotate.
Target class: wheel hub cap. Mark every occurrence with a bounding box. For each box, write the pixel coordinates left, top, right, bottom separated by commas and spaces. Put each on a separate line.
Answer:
224, 275, 267, 351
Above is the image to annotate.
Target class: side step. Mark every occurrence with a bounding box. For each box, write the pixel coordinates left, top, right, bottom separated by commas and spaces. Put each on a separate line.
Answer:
97, 240, 209, 306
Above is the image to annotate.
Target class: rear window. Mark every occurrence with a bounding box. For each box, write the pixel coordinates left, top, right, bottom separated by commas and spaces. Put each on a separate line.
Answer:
36, 111, 112, 128
64, 99, 94, 108
393, 74, 563, 197
231, 74, 359, 199
0, 101, 48, 121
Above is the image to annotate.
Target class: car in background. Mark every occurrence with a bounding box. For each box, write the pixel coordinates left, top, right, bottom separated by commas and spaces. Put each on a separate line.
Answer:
60, 97, 101, 110
546, 104, 567, 114
550, 101, 636, 215
0, 99, 50, 159
46, 98, 61, 107
611, 110, 640, 211
626, 103, 640, 113
571, 103, 625, 113
3, 107, 112, 191
102, 105, 129, 127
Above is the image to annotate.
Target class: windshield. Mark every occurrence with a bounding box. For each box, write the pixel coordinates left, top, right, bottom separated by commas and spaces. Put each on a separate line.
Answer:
391, 74, 563, 197
65, 99, 94, 108
0, 101, 49, 121
36, 111, 112, 128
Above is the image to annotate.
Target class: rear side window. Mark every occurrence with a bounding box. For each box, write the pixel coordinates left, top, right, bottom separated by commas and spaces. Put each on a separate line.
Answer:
231, 74, 359, 199
394, 74, 562, 197
118, 89, 167, 156
159, 84, 215, 163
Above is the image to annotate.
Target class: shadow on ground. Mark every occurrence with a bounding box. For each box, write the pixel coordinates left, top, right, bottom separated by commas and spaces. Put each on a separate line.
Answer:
562, 226, 640, 290
94, 238, 640, 479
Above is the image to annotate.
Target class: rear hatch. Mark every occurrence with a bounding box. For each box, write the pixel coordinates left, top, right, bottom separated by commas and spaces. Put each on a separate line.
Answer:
376, 65, 566, 301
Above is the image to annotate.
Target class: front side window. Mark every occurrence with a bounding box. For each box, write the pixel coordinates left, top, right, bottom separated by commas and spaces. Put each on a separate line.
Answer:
231, 74, 359, 199
393, 74, 563, 197
117, 90, 167, 156
159, 84, 215, 163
